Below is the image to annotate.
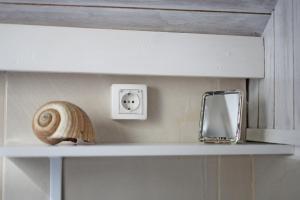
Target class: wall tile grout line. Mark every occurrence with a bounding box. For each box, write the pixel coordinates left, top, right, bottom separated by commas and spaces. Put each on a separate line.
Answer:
203, 156, 207, 200
251, 156, 256, 200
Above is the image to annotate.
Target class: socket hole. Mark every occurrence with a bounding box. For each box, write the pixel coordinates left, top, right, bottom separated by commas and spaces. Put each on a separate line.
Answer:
132, 101, 134, 103
123, 100, 126, 103
128, 108, 131, 110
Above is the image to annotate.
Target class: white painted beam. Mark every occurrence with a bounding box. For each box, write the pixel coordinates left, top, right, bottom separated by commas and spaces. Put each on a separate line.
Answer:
0, 24, 264, 78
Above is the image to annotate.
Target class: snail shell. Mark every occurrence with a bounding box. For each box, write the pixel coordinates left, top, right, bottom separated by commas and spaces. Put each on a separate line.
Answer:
32, 101, 95, 145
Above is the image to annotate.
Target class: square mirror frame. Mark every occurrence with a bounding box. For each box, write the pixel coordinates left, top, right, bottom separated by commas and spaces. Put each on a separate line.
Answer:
199, 90, 243, 144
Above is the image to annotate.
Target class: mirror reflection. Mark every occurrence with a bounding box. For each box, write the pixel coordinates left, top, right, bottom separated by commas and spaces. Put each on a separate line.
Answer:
199, 90, 243, 143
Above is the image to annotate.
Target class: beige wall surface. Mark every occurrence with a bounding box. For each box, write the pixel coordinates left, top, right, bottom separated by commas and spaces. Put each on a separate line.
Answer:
4, 72, 246, 144
1, 72, 254, 200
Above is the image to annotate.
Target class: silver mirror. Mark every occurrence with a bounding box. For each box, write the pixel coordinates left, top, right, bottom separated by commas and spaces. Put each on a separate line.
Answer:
199, 90, 243, 144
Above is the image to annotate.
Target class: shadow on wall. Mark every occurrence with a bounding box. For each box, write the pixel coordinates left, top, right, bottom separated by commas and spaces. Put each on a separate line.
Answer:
3, 158, 49, 200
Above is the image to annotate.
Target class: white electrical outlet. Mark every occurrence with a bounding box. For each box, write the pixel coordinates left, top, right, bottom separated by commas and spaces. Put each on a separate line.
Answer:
111, 84, 147, 120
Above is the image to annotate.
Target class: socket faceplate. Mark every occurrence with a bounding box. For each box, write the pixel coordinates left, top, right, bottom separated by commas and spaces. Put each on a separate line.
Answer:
111, 84, 147, 120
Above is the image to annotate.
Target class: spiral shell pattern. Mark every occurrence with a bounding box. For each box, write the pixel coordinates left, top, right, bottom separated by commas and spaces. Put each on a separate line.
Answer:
32, 101, 95, 145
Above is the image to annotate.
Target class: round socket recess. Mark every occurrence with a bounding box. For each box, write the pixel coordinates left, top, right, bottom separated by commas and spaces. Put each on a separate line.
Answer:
121, 92, 140, 111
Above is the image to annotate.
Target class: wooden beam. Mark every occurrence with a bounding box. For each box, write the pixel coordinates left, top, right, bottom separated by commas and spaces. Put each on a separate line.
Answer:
0, 3, 270, 36
0, 0, 278, 13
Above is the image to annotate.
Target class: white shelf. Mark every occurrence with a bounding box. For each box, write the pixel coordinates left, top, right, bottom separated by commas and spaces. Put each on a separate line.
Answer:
0, 143, 294, 157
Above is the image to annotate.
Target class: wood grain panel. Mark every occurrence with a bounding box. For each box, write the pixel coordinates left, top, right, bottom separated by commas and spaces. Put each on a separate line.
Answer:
294, 0, 300, 130
274, 0, 294, 129
248, 80, 259, 128
0, 0, 278, 13
0, 3, 270, 36
259, 14, 275, 128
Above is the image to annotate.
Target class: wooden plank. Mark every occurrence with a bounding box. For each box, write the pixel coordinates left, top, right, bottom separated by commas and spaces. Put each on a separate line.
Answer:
0, 0, 278, 13
274, 0, 294, 129
0, 3, 270, 36
0, 24, 264, 78
248, 80, 259, 128
0, 144, 294, 157
294, 0, 300, 130
247, 128, 300, 145
259, 14, 275, 128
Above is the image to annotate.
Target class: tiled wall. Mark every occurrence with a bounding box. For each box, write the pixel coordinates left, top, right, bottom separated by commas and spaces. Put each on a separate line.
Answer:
0, 72, 254, 200
254, 156, 300, 200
